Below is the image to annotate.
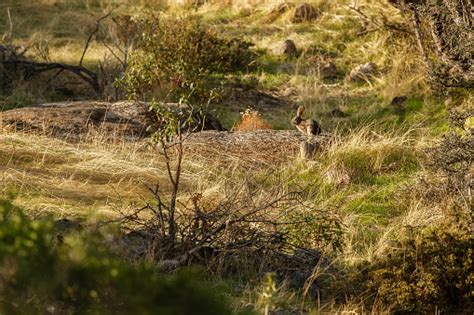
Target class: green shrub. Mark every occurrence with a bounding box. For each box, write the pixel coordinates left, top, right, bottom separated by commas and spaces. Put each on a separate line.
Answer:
120, 14, 257, 102
0, 199, 235, 314
367, 226, 473, 313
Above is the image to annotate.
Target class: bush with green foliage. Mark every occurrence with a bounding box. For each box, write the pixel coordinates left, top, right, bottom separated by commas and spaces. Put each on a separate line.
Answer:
120, 14, 256, 102
367, 226, 473, 313
0, 199, 237, 314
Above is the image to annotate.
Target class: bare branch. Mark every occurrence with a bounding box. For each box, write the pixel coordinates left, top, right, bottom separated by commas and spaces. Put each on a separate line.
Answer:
0, 59, 101, 94
79, 9, 115, 67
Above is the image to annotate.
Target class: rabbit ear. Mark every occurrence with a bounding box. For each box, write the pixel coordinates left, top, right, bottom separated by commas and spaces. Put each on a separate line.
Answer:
297, 106, 305, 117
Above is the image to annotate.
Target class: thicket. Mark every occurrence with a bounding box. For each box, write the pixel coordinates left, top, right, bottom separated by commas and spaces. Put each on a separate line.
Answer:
389, 0, 473, 89
120, 14, 257, 103
0, 198, 236, 314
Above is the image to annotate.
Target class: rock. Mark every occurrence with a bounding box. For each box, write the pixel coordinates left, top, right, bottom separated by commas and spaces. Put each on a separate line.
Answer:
330, 108, 347, 118
281, 39, 298, 58
319, 61, 338, 79
186, 130, 326, 166
349, 62, 378, 82
0, 101, 225, 140
292, 3, 319, 23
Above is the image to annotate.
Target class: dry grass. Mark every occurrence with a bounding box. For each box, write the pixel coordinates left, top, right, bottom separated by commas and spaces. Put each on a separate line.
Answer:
233, 108, 273, 132
0, 127, 300, 217
0, 121, 448, 312
0, 131, 161, 218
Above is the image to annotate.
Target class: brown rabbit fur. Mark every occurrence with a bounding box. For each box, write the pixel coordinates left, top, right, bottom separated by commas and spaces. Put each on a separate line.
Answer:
291, 106, 321, 136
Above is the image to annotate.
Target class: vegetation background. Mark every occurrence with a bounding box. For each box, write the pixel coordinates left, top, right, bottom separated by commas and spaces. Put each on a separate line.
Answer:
0, 0, 472, 313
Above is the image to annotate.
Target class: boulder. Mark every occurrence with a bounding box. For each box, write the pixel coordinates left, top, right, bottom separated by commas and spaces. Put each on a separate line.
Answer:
292, 3, 319, 23
348, 62, 378, 82
274, 39, 298, 58
0, 101, 225, 140
319, 61, 338, 79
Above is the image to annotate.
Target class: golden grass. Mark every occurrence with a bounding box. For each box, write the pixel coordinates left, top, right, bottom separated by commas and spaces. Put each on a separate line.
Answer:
0, 122, 449, 313
0, 131, 163, 218
233, 108, 273, 131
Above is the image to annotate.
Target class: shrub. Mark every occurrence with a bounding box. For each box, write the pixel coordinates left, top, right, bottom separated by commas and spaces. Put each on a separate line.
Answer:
233, 108, 272, 131
428, 108, 473, 223
120, 14, 257, 102
367, 226, 473, 313
0, 199, 235, 314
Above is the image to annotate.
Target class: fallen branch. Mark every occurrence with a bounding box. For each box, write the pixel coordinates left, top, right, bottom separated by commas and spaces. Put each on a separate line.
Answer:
0, 59, 101, 94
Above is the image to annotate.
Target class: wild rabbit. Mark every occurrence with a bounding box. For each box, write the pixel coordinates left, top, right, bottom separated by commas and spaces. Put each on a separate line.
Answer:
291, 106, 322, 136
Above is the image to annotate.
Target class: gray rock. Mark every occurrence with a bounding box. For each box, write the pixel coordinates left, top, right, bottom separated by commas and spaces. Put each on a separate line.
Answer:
292, 3, 319, 23
319, 61, 338, 79
349, 62, 378, 82
0, 101, 225, 140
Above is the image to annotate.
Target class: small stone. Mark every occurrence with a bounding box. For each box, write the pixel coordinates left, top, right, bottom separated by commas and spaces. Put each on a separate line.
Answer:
292, 3, 319, 23
349, 62, 378, 82
319, 61, 338, 79
283, 39, 298, 57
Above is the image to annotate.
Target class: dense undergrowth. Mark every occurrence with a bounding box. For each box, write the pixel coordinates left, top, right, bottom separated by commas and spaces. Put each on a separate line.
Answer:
0, 198, 238, 314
